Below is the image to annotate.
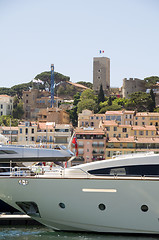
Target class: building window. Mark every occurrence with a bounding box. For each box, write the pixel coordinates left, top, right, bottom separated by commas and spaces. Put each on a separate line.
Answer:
150, 122, 152, 125
146, 131, 148, 136
26, 100, 28, 103
32, 128, 34, 134
91, 122, 94, 126
114, 127, 117, 131
106, 116, 110, 120
113, 134, 116, 137
125, 115, 128, 119
142, 122, 145, 125
142, 117, 145, 120
152, 131, 154, 136
122, 128, 127, 132
1, 104, 3, 109
1, 111, 3, 116
31, 137, 34, 141
139, 131, 143, 136
126, 134, 128, 138
25, 128, 28, 135
106, 127, 110, 131
20, 128, 22, 134
134, 131, 137, 135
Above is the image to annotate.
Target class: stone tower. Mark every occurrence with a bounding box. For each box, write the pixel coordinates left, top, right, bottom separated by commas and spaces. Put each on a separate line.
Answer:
93, 57, 110, 95
122, 78, 146, 98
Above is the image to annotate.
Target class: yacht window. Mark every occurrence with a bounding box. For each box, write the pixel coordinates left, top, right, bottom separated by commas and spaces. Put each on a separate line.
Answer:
141, 205, 148, 212
110, 168, 126, 175
0, 150, 17, 154
98, 204, 106, 211
88, 164, 159, 176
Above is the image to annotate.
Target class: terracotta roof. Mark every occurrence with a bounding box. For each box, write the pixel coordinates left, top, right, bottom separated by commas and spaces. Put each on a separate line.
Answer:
102, 121, 118, 126
38, 122, 55, 129
108, 137, 135, 143
132, 125, 156, 130
66, 81, 89, 89
124, 110, 135, 114
136, 138, 159, 143
75, 128, 105, 135
108, 137, 159, 143
0, 95, 12, 98
136, 112, 159, 117
1, 127, 18, 130
105, 111, 123, 115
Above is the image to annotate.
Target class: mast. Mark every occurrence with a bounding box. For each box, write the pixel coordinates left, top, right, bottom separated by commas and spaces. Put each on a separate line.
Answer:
51, 64, 54, 108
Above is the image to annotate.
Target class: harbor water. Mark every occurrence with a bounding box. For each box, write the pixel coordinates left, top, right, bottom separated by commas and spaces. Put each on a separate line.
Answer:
0, 226, 159, 240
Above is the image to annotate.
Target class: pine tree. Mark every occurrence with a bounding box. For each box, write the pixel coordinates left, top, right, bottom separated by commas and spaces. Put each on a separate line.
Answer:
98, 84, 105, 104
149, 89, 156, 112
108, 96, 112, 106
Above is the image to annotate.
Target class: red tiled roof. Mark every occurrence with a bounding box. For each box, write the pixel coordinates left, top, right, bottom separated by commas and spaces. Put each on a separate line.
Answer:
108, 137, 135, 143
38, 122, 55, 129
66, 81, 89, 89
105, 111, 123, 115
132, 125, 156, 130
0, 95, 11, 98
102, 121, 118, 126
75, 128, 105, 135
136, 112, 159, 117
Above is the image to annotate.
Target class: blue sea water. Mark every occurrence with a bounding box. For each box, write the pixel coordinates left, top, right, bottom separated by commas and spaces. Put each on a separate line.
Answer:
0, 227, 159, 240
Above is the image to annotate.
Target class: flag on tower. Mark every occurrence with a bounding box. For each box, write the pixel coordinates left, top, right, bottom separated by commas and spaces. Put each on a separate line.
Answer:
99, 50, 104, 54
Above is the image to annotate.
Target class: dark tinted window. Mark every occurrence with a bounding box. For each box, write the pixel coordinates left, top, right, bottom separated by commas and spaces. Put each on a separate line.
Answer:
88, 165, 159, 176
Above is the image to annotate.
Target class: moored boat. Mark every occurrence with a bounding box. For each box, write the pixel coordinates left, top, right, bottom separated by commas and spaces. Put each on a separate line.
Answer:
0, 151, 159, 233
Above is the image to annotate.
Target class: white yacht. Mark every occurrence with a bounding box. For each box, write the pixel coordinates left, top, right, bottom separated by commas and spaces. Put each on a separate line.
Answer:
0, 150, 159, 234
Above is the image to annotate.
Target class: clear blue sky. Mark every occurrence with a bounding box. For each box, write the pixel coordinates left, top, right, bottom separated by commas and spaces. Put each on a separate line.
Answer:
0, 0, 159, 88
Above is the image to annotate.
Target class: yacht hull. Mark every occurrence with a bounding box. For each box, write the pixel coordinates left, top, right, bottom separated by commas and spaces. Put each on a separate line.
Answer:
0, 177, 159, 233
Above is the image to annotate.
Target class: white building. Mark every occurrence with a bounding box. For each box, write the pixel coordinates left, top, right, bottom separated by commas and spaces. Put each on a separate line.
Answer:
0, 95, 13, 116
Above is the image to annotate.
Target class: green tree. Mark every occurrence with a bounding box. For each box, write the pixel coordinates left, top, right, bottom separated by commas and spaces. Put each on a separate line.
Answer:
144, 76, 159, 88
13, 99, 24, 119
0, 115, 18, 126
35, 71, 70, 86
127, 92, 153, 112
80, 89, 96, 101
108, 96, 112, 106
69, 92, 80, 126
76, 81, 93, 89
76, 89, 98, 113
149, 89, 156, 112
98, 84, 105, 105
77, 99, 98, 114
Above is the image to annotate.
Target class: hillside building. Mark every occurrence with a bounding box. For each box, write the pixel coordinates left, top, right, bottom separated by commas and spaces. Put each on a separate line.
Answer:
122, 78, 146, 98
22, 89, 63, 120
74, 127, 106, 164
37, 108, 70, 124
0, 95, 13, 116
